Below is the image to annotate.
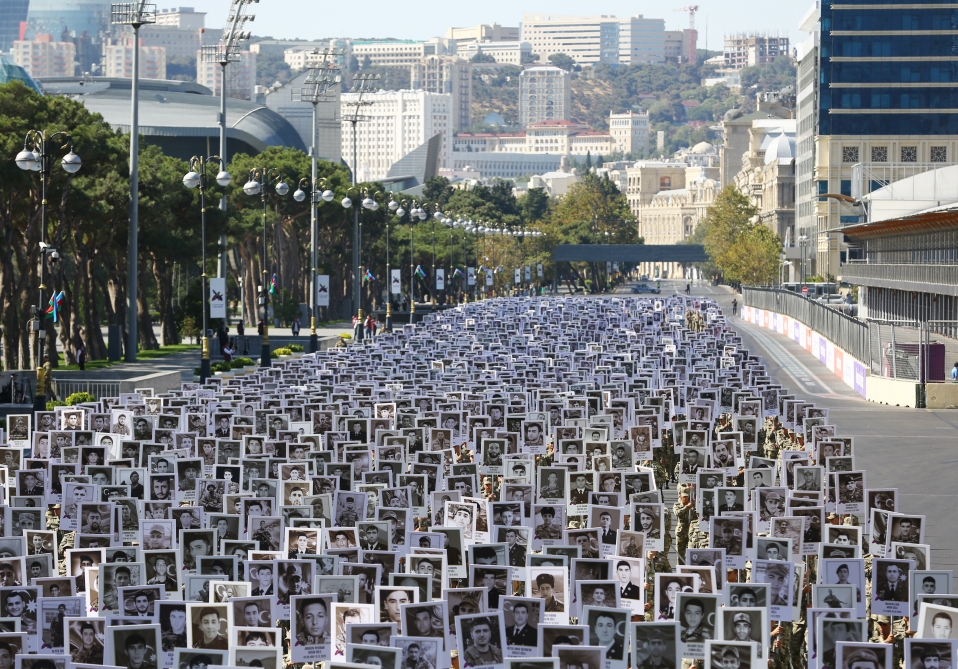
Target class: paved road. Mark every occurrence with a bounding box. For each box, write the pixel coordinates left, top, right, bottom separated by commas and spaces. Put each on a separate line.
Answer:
638, 279, 958, 567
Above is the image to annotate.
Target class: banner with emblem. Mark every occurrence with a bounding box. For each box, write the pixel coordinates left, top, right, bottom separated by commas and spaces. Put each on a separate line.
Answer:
209, 278, 227, 319
316, 275, 330, 306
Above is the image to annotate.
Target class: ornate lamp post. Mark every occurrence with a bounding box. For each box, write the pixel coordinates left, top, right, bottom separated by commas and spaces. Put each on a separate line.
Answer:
15, 130, 81, 407
183, 156, 231, 382
293, 177, 335, 352
243, 168, 290, 367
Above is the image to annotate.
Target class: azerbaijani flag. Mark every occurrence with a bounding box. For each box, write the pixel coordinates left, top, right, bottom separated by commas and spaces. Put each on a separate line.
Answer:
269, 274, 278, 295
494, 266, 504, 274
364, 270, 376, 282
478, 265, 487, 275
415, 265, 427, 279
45, 291, 64, 322
453, 268, 464, 278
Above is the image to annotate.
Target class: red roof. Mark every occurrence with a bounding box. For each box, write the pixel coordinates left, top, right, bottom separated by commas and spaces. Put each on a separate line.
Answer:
682, 100, 702, 107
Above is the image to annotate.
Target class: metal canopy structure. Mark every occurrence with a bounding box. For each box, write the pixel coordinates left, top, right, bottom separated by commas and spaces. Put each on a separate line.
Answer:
552, 244, 708, 263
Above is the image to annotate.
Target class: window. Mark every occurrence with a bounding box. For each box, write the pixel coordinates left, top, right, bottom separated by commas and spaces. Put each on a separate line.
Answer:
931, 146, 948, 162
871, 146, 888, 162
842, 146, 859, 163
841, 180, 852, 197
901, 146, 917, 162
659, 176, 671, 190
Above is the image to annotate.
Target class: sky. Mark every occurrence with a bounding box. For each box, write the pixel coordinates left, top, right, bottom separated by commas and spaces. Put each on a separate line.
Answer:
189, 0, 808, 51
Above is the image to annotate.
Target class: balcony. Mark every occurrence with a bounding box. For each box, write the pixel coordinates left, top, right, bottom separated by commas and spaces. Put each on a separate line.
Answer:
841, 262, 958, 296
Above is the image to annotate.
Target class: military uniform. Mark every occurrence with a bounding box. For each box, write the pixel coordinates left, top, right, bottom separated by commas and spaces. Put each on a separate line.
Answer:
645, 552, 672, 621
673, 496, 697, 565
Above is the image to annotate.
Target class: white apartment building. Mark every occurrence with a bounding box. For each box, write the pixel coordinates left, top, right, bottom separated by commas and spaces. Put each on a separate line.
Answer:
609, 110, 650, 155
519, 66, 571, 127
196, 49, 256, 100
445, 23, 519, 47
264, 69, 342, 164
12, 34, 75, 78
520, 13, 666, 66
104, 39, 166, 79
340, 90, 452, 183
724, 34, 790, 71
459, 41, 532, 66
410, 55, 472, 132
154, 6, 205, 30
351, 38, 452, 68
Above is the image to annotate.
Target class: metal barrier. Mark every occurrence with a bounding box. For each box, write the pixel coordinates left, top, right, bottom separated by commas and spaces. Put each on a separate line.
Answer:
742, 287, 871, 363
52, 380, 121, 399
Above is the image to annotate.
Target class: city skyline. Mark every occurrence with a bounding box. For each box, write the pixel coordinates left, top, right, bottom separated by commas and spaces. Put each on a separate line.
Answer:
182, 0, 803, 54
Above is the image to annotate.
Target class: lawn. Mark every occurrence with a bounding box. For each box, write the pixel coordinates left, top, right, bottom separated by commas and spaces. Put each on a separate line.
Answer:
55, 344, 199, 371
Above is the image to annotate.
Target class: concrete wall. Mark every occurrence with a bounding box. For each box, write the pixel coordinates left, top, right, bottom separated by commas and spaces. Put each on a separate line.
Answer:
926, 383, 958, 409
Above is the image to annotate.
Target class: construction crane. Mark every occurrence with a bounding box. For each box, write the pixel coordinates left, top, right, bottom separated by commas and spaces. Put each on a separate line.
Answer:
674, 6, 699, 64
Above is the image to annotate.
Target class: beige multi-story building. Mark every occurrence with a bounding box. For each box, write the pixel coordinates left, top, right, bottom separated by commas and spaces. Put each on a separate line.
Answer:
723, 33, 790, 70
140, 7, 219, 59
520, 13, 667, 65
410, 55, 472, 132
519, 66, 571, 127
351, 38, 452, 68
664, 29, 697, 63
609, 110, 650, 156
458, 41, 532, 66
12, 34, 75, 78
340, 89, 452, 183
196, 49, 256, 99
720, 91, 795, 188
453, 120, 614, 156
733, 120, 797, 245
446, 23, 519, 47
104, 39, 166, 79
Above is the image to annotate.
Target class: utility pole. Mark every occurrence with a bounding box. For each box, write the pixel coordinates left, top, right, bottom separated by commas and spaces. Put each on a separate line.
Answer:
111, 1, 155, 361
343, 72, 381, 341
201, 0, 255, 318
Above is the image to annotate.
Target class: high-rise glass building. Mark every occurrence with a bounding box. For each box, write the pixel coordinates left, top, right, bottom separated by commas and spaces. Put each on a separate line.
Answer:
24, 0, 111, 41
0, 0, 29, 53
796, 0, 958, 277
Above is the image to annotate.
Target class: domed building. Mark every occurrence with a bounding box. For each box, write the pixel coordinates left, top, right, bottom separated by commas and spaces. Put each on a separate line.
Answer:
673, 141, 719, 168
733, 120, 797, 250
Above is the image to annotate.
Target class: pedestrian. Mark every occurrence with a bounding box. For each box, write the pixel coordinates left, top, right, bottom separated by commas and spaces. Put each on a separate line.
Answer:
222, 341, 234, 363
217, 324, 228, 355
364, 314, 375, 338
237, 320, 245, 336
292, 317, 301, 337
685, 283, 691, 295
732, 299, 738, 315
952, 362, 958, 382
257, 319, 265, 336
76, 342, 86, 371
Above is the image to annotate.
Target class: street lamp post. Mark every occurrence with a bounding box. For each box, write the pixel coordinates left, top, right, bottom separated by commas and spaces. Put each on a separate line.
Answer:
293, 177, 335, 352
15, 132, 80, 406
798, 234, 808, 285
244, 168, 289, 367
383, 195, 399, 331
183, 156, 231, 382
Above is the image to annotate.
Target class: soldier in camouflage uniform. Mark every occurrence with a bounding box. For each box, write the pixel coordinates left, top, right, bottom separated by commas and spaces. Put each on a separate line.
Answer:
673, 484, 696, 565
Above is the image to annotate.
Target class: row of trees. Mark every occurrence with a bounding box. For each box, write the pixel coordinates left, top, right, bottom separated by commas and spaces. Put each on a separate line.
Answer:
0, 81, 638, 371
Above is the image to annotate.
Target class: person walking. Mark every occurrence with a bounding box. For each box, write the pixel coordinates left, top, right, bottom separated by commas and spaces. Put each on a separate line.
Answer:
952, 362, 958, 382
732, 299, 738, 316
291, 317, 301, 337
685, 283, 691, 295
76, 343, 86, 371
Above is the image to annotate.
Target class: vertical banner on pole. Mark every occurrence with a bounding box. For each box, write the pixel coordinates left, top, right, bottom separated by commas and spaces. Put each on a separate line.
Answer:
524, 266, 531, 282
537, 263, 543, 278
612, 262, 620, 273
390, 269, 402, 295
467, 267, 476, 286
514, 269, 521, 284
316, 275, 330, 307
209, 278, 227, 319
436, 269, 445, 291
485, 274, 493, 287
606, 261, 612, 274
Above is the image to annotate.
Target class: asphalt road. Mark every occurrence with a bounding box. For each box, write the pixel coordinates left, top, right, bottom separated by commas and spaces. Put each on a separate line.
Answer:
638, 279, 958, 568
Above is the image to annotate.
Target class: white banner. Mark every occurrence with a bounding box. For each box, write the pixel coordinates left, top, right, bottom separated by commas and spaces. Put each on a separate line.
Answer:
467, 267, 476, 286
514, 268, 521, 284
537, 263, 543, 278
316, 275, 330, 306
524, 266, 531, 282
485, 274, 493, 286
209, 277, 227, 319
436, 269, 445, 291
390, 269, 402, 295
606, 261, 612, 274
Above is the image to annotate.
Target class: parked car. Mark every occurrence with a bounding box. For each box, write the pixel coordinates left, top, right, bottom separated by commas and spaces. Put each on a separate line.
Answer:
631, 284, 661, 294
640, 275, 650, 282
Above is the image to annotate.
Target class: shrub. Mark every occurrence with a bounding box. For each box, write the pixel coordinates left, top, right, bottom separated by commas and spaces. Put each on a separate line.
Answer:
272, 347, 292, 356
211, 361, 232, 373
46, 400, 67, 411
66, 391, 96, 405
233, 357, 255, 366
288, 344, 304, 353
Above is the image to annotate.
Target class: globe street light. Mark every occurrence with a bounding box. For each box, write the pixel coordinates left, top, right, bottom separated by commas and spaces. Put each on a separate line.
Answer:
293, 177, 335, 352
15, 130, 80, 408
183, 155, 231, 382
245, 167, 289, 367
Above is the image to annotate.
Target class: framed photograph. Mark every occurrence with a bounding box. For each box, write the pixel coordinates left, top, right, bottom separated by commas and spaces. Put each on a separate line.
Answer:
582, 606, 629, 669
289, 594, 335, 663
500, 597, 542, 658
104, 624, 161, 669
751, 560, 793, 621
331, 602, 376, 656
917, 603, 958, 641
553, 645, 605, 669
345, 644, 402, 669
171, 648, 229, 669
393, 638, 445, 669
704, 640, 757, 669
631, 622, 679, 669
526, 567, 568, 625
676, 592, 722, 659
375, 587, 417, 633
905, 639, 957, 669
721, 607, 768, 658
910, 571, 954, 619
872, 558, 912, 616
455, 612, 507, 669
834, 643, 891, 669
